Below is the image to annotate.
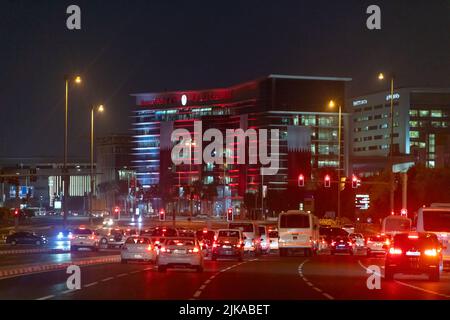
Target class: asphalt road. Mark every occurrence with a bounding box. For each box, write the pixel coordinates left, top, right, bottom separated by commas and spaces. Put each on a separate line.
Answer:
1, 252, 449, 300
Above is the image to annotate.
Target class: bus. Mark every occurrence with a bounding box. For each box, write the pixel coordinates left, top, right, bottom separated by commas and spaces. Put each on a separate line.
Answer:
416, 203, 450, 268
278, 210, 320, 257
381, 215, 412, 237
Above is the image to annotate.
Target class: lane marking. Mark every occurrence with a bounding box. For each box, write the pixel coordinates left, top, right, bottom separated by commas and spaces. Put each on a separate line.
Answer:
101, 277, 114, 282
358, 260, 450, 299
62, 289, 75, 294
84, 282, 98, 288
116, 273, 128, 278
36, 295, 55, 300
298, 259, 335, 300
130, 270, 141, 274
193, 290, 202, 298
199, 285, 206, 290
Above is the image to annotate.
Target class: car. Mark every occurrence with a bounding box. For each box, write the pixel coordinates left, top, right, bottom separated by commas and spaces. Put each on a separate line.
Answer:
212, 229, 245, 261
121, 236, 156, 264
342, 224, 355, 234
195, 229, 215, 256
385, 232, 444, 281
141, 227, 178, 248
99, 228, 126, 248
6, 232, 47, 246
330, 236, 355, 255
366, 234, 390, 256
319, 227, 349, 252
102, 217, 114, 227
228, 222, 261, 255
70, 227, 99, 251
257, 225, 271, 254
349, 233, 366, 248
156, 237, 204, 272
268, 229, 279, 251
56, 229, 73, 241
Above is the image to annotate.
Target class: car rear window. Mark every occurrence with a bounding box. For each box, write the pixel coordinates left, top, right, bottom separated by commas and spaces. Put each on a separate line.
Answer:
269, 231, 278, 238
229, 223, 254, 233
73, 229, 92, 235
280, 214, 310, 228
166, 239, 195, 246
218, 230, 240, 238
393, 234, 439, 249
125, 237, 150, 244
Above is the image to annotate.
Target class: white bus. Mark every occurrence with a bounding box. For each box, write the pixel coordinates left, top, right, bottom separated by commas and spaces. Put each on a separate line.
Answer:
416, 203, 450, 268
278, 210, 320, 257
381, 215, 412, 237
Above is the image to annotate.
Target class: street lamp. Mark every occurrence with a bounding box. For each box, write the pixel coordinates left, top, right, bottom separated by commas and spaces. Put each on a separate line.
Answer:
63, 75, 82, 227
328, 100, 342, 222
90, 104, 104, 223
378, 72, 395, 215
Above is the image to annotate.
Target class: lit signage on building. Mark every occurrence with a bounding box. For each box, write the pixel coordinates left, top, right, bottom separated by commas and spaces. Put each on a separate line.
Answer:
355, 194, 370, 210
353, 99, 368, 107
181, 94, 187, 106
386, 93, 400, 101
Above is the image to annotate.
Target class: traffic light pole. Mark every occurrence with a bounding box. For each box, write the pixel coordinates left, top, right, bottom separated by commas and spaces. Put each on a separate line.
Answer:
389, 77, 395, 215
337, 105, 342, 224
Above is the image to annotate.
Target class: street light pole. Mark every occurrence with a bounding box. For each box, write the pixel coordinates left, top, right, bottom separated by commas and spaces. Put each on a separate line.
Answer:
90, 105, 104, 224
337, 104, 342, 223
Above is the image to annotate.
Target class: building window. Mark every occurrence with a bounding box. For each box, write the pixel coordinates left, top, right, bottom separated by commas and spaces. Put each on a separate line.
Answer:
409, 110, 418, 117
368, 146, 378, 151
419, 110, 430, 117
363, 136, 373, 141
409, 131, 419, 139
301, 115, 316, 126
374, 135, 383, 140
427, 161, 435, 168
374, 114, 382, 120
380, 123, 388, 129
431, 121, 442, 128
431, 110, 442, 118
380, 144, 389, 150
409, 121, 418, 127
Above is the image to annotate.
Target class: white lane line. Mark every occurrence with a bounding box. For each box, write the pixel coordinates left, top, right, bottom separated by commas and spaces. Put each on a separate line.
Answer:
199, 285, 206, 290
61, 289, 75, 294
323, 293, 335, 300
84, 282, 98, 288
101, 277, 114, 282
36, 295, 55, 300
204, 280, 211, 285
129, 270, 140, 274
298, 259, 335, 300
143, 267, 153, 271
193, 290, 202, 298
116, 273, 128, 278
358, 260, 450, 299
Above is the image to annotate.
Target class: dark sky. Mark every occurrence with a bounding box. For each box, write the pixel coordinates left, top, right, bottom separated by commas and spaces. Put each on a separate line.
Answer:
0, 0, 449, 160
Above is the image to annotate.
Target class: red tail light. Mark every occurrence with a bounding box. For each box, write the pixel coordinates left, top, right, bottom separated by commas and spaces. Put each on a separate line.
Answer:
331, 241, 336, 246
213, 242, 218, 248
347, 242, 352, 246
424, 249, 438, 257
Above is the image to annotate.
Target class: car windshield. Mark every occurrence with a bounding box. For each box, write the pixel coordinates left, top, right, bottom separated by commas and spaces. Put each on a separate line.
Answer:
218, 230, 240, 238
125, 237, 150, 244
280, 214, 310, 228
423, 210, 450, 232
229, 223, 254, 233
384, 217, 411, 232
73, 229, 92, 235
166, 239, 195, 246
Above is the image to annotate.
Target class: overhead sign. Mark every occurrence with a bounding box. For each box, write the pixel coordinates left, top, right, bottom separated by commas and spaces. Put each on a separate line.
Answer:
392, 162, 415, 173
355, 194, 370, 210
353, 99, 368, 107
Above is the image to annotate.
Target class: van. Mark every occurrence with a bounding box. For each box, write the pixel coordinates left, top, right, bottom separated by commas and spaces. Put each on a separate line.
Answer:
278, 210, 320, 256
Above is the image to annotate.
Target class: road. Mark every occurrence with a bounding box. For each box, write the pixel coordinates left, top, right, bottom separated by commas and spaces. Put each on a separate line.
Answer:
1, 251, 449, 300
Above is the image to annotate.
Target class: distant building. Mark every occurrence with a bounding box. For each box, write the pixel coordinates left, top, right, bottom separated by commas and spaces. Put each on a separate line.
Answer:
131, 74, 352, 217
349, 88, 450, 176
96, 135, 134, 213
0, 158, 92, 210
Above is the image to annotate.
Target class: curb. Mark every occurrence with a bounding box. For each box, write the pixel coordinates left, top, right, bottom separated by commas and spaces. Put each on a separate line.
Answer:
0, 248, 68, 255
0, 255, 120, 279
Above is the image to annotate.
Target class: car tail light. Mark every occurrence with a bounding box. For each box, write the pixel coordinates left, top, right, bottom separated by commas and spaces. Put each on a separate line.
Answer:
68, 234, 74, 240
385, 239, 391, 246
347, 242, 352, 246
331, 241, 336, 246
188, 247, 200, 253
213, 242, 218, 248
389, 248, 402, 255
160, 247, 171, 253
424, 249, 438, 257
147, 245, 153, 251
235, 243, 241, 248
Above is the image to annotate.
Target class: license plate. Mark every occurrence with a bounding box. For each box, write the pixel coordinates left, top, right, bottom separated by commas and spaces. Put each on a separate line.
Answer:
223, 245, 231, 249
338, 245, 345, 247
134, 254, 143, 259
406, 251, 421, 256
174, 250, 186, 254
79, 236, 86, 239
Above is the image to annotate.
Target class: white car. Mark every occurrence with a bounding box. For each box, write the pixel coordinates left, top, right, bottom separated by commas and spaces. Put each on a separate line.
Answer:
366, 234, 390, 256
121, 236, 156, 263
157, 237, 203, 272
70, 227, 99, 251
268, 229, 279, 250
342, 224, 355, 234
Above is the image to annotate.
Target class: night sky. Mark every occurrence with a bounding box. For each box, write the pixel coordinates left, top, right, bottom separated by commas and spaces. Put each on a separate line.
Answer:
0, 0, 449, 160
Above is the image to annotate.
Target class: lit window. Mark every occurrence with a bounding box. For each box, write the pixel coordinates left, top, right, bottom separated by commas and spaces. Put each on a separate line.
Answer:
427, 161, 435, 168
431, 110, 442, 118
409, 131, 419, 138
409, 121, 418, 127
409, 110, 418, 117
419, 110, 430, 117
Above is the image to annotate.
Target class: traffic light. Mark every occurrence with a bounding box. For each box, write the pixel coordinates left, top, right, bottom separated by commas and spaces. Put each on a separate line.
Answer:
298, 174, 305, 187
114, 206, 120, 218
13, 208, 19, 217
227, 208, 233, 222
400, 208, 408, 217
352, 175, 358, 189
324, 175, 331, 188
159, 209, 166, 221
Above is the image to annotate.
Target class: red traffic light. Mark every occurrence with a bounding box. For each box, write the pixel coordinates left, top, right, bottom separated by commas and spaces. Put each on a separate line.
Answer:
298, 174, 305, 187
114, 206, 120, 213
227, 208, 233, 222
400, 208, 408, 217
352, 175, 358, 189
159, 209, 166, 221
14, 208, 19, 216
324, 175, 331, 188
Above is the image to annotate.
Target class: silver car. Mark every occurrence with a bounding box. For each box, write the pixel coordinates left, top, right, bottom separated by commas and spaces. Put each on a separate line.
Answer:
121, 236, 156, 263
156, 237, 203, 272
